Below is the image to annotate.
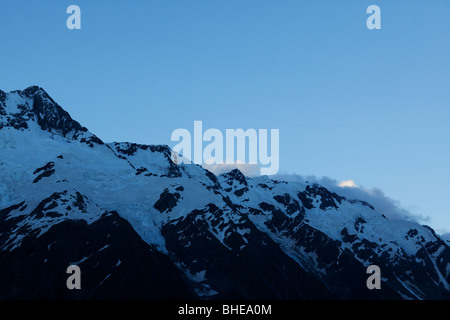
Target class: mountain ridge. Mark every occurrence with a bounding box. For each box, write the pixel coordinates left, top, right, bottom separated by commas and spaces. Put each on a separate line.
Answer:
1, 86, 449, 300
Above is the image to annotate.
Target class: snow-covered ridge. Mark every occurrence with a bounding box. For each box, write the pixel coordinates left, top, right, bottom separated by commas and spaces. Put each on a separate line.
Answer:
1, 86, 450, 300
0, 86, 101, 144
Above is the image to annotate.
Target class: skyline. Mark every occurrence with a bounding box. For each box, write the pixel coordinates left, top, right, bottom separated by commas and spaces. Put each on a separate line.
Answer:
0, 0, 449, 233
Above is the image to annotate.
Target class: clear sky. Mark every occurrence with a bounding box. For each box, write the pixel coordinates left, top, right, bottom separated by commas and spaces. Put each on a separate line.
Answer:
0, 1, 449, 233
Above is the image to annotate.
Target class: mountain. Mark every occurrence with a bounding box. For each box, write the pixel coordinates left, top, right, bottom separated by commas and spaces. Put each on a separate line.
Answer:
1, 86, 450, 300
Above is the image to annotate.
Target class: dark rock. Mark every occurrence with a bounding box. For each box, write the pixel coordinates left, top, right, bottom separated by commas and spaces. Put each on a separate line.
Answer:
154, 189, 181, 213
0, 212, 195, 299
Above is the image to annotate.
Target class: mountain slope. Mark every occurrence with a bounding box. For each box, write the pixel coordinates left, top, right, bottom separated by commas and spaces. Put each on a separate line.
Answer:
1, 86, 449, 300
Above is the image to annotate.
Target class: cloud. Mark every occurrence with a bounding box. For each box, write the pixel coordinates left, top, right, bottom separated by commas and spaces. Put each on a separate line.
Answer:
197, 158, 430, 226
273, 173, 430, 224
338, 180, 358, 188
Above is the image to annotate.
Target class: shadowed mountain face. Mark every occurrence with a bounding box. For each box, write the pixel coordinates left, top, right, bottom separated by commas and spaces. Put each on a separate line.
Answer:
1, 87, 450, 300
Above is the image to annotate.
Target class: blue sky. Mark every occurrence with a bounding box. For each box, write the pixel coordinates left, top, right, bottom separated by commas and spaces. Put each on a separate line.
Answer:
0, 1, 449, 233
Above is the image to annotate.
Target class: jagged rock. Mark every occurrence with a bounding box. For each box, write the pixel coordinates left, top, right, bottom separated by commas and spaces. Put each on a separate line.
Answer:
1, 87, 450, 300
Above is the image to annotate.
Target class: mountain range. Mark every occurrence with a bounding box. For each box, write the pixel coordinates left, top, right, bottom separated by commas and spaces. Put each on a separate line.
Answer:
1, 86, 449, 300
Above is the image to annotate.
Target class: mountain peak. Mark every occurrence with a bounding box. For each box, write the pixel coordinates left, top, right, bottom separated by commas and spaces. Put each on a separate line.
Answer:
219, 168, 248, 186
1, 87, 450, 300
20, 85, 46, 96
0, 86, 103, 146
7, 86, 48, 100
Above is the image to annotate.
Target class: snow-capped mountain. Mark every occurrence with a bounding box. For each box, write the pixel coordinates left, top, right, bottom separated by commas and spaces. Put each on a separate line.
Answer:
1, 86, 449, 299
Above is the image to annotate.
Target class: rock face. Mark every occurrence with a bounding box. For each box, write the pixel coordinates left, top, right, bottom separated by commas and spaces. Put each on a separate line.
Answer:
0, 211, 193, 299
1, 87, 450, 300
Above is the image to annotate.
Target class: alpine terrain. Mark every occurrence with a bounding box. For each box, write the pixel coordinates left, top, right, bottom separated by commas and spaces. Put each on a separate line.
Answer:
1, 86, 450, 300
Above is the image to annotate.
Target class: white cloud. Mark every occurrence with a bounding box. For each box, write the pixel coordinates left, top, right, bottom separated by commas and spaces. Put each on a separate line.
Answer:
273, 173, 430, 224
338, 180, 358, 188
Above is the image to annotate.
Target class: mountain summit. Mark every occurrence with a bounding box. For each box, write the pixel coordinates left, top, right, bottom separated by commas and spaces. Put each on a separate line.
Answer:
0, 86, 102, 145
1, 87, 449, 299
